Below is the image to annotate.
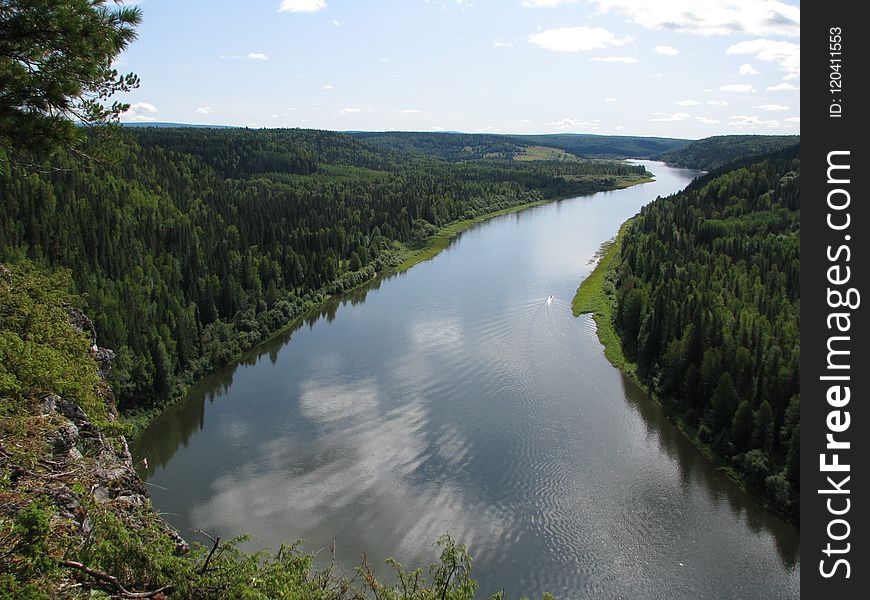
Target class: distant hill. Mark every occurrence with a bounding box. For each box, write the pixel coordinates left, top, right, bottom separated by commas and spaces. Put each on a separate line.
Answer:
655, 134, 799, 171
349, 131, 690, 162
121, 121, 237, 129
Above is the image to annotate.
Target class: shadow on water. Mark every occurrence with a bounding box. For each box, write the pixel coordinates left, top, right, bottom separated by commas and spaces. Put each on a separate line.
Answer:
131, 273, 389, 474
618, 373, 800, 570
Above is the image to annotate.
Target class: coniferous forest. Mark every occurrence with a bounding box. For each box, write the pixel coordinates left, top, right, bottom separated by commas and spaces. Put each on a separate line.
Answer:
610, 146, 800, 516
0, 127, 648, 415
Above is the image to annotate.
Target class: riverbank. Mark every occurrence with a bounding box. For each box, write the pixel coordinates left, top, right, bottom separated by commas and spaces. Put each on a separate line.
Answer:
123, 173, 653, 438
396, 176, 654, 274
572, 218, 798, 526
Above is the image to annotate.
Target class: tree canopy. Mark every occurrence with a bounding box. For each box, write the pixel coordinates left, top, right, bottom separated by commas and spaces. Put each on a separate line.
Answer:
0, 0, 141, 160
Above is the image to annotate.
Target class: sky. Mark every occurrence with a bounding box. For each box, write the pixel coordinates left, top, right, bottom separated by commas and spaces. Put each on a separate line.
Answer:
116, 0, 800, 139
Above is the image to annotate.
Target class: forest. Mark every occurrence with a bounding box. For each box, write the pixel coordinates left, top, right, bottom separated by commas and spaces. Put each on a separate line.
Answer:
0, 127, 648, 418
349, 131, 689, 162
655, 134, 799, 171
610, 146, 800, 516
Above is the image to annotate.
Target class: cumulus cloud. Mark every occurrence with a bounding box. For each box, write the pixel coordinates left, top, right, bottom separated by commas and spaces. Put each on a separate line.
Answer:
738, 63, 759, 75
589, 0, 799, 37
650, 112, 690, 122
336, 107, 361, 115
654, 45, 679, 55
707, 99, 730, 106
728, 114, 782, 127
767, 82, 798, 92
123, 102, 157, 121
279, 0, 326, 13
221, 53, 270, 61
322, 84, 334, 90
726, 39, 799, 74
493, 38, 513, 48
695, 116, 721, 124
402, 109, 420, 113
521, 0, 577, 6
528, 27, 632, 52
755, 104, 790, 111
785, 116, 800, 123
195, 106, 213, 114
676, 99, 701, 106
720, 83, 755, 93
604, 97, 617, 102
590, 56, 639, 63
550, 118, 599, 130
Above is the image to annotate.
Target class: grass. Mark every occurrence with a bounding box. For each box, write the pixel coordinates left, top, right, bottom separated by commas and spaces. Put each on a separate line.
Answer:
571, 219, 637, 376
514, 145, 580, 162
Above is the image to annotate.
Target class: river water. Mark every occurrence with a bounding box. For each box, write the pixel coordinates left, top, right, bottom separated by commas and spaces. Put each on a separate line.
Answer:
133, 161, 800, 599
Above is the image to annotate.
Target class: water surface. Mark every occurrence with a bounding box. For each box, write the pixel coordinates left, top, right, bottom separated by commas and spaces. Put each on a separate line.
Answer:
134, 162, 799, 599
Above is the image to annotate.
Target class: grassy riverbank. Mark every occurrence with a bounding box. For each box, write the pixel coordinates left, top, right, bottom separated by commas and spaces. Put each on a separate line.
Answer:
571, 219, 636, 376
396, 176, 653, 275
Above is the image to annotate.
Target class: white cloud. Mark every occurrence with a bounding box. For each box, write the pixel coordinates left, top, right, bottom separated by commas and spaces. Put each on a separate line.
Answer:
221, 53, 270, 61
521, 0, 577, 6
528, 27, 632, 52
590, 0, 799, 37
726, 39, 799, 74
493, 38, 513, 48
550, 118, 599, 130
767, 82, 798, 92
720, 83, 755, 93
676, 99, 701, 106
336, 107, 361, 115
195, 106, 213, 114
322, 84, 334, 90
755, 104, 790, 111
604, 97, 617, 102
695, 116, 721, 124
590, 56, 639, 63
785, 116, 800, 123
279, 0, 326, 13
123, 101, 157, 121
331, 19, 340, 26
654, 45, 679, 55
782, 73, 799, 81
707, 99, 730, 106
402, 109, 420, 113
650, 112, 690, 122
738, 63, 759, 75
728, 114, 782, 127
131, 102, 157, 113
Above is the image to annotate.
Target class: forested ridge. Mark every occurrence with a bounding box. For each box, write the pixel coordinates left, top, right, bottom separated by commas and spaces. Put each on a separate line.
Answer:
0, 127, 647, 418
655, 134, 799, 171
610, 146, 799, 517
349, 131, 689, 162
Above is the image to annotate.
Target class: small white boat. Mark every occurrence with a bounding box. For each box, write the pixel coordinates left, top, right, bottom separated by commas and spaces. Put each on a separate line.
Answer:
547, 295, 554, 304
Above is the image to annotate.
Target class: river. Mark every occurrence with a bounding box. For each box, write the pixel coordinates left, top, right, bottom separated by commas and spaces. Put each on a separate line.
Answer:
132, 161, 800, 599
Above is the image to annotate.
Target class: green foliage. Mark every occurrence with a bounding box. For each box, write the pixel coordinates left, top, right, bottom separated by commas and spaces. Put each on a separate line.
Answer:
351, 131, 689, 162
0, 127, 647, 419
0, 0, 142, 160
611, 147, 800, 518
0, 262, 107, 423
656, 135, 799, 171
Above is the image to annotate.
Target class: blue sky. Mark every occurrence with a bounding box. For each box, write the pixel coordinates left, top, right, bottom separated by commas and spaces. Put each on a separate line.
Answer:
116, 0, 800, 139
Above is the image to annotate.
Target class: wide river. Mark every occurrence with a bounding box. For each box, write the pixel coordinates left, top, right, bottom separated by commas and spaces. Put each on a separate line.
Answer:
133, 161, 799, 599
